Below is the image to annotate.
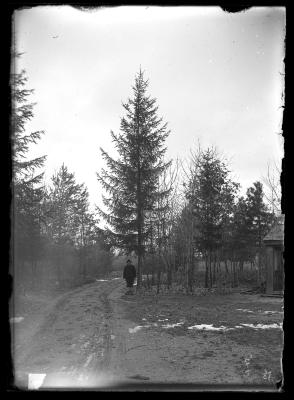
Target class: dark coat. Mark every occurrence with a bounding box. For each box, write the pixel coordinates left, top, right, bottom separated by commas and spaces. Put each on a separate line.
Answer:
123, 264, 136, 282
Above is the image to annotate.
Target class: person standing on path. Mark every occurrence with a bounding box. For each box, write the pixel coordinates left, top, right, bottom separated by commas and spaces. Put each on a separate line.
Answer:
123, 260, 137, 294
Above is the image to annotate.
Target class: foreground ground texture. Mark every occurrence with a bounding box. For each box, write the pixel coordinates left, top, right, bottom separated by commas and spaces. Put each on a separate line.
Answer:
11, 278, 283, 390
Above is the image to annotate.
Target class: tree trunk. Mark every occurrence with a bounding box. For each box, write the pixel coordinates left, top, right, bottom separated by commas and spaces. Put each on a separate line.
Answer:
31, 260, 36, 290
151, 267, 155, 286
167, 258, 172, 289
57, 246, 62, 287
232, 261, 239, 287
137, 252, 142, 289
209, 253, 213, 288
257, 249, 262, 285
157, 270, 161, 294
205, 255, 209, 288
189, 254, 194, 293
217, 259, 221, 285
225, 259, 229, 274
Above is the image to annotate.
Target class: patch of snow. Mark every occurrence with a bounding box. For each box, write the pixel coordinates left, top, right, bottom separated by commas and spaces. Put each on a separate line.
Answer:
112, 278, 120, 280
142, 318, 147, 321
236, 309, 254, 313
262, 310, 283, 315
187, 324, 233, 331
110, 335, 115, 340
188, 322, 283, 331
239, 323, 282, 330
128, 324, 154, 334
162, 322, 185, 329
28, 373, 46, 390
129, 326, 144, 334
10, 317, 24, 323
96, 279, 109, 282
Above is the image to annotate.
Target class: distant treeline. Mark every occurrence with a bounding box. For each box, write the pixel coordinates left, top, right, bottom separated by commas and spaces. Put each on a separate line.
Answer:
11, 55, 112, 293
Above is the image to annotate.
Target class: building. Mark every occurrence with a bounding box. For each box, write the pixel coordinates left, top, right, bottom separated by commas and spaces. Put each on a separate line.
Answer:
263, 215, 284, 295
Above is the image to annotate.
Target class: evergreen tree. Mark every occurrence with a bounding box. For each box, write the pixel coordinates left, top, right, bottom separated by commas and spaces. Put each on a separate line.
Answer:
245, 181, 275, 259
44, 164, 105, 284
186, 147, 238, 287
11, 54, 46, 286
11, 55, 46, 183
97, 69, 171, 288
46, 164, 86, 245
229, 196, 255, 282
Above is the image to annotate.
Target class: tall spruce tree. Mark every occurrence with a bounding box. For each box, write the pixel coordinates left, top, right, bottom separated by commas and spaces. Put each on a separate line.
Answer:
97, 69, 171, 288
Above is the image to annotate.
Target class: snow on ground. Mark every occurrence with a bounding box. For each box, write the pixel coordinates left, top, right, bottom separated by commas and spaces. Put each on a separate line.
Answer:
187, 322, 283, 331
129, 319, 185, 333
129, 326, 145, 333
129, 322, 160, 333
187, 324, 233, 332
162, 322, 185, 329
262, 311, 283, 315
236, 308, 283, 315
130, 315, 283, 333
237, 323, 282, 329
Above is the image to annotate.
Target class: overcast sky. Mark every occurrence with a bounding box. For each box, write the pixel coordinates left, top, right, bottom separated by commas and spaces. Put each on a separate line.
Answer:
13, 6, 285, 211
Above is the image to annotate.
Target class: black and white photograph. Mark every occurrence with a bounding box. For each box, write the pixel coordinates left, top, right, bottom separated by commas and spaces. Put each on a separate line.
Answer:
10, 5, 285, 391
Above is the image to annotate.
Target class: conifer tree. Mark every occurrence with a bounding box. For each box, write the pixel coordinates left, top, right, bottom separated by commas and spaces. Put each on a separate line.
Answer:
11, 53, 46, 284
245, 182, 275, 259
11, 54, 46, 184
46, 164, 86, 245
97, 69, 171, 288
185, 147, 238, 288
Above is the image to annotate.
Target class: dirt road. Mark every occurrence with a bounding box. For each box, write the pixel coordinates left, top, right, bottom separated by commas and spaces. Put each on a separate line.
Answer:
12, 279, 283, 390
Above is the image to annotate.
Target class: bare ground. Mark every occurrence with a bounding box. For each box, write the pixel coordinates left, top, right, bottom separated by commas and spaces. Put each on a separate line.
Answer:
10, 279, 283, 390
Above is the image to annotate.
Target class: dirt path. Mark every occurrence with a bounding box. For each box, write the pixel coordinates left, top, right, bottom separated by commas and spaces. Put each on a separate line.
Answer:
12, 279, 283, 390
